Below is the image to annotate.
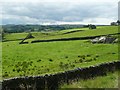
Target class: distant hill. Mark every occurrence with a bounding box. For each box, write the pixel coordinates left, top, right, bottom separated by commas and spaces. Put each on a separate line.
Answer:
2, 24, 84, 33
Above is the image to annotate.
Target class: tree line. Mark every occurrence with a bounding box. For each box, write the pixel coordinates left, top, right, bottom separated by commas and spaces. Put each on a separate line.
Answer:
1, 24, 84, 33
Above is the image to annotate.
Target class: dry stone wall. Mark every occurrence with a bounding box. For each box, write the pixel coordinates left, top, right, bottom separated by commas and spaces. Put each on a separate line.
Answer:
2, 61, 120, 90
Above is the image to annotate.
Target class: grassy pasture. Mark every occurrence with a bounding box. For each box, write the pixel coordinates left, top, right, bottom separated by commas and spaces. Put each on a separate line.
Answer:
2, 40, 118, 79
4, 26, 118, 42
26, 26, 118, 42
4, 33, 28, 41
2, 26, 118, 80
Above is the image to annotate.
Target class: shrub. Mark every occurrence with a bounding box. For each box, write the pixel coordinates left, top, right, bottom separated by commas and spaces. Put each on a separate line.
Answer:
59, 62, 63, 67
13, 69, 15, 72
16, 68, 21, 73
37, 59, 41, 62
78, 55, 80, 57
60, 62, 63, 65
79, 59, 83, 63
65, 56, 68, 58
112, 52, 116, 54
85, 59, 92, 62
96, 55, 99, 58
46, 68, 49, 72
74, 60, 78, 63
86, 54, 91, 57
93, 58, 96, 61
71, 64, 75, 68
3, 73, 9, 77
49, 59, 53, 62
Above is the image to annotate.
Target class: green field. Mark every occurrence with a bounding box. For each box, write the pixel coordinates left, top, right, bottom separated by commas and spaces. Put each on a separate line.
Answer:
2, 26, 118, 82
4, 26, 118, 42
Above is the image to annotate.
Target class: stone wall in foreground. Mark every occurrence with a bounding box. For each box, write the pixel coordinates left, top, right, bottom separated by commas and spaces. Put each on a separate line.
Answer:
2, 61, 120, 90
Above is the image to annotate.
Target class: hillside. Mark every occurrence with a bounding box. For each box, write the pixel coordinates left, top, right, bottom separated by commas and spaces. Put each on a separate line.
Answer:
2, 26, 119, 80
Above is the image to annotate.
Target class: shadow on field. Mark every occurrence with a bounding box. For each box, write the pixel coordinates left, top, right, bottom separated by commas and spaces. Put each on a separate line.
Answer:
61, 30, 84, 35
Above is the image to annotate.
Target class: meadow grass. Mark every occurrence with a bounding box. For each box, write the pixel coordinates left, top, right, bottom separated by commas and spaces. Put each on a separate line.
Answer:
26, 26, 118, 42
2, 26, 118, 79
4, 33, 28, 41
2, 40, 118, 79
4, 26, 118, 42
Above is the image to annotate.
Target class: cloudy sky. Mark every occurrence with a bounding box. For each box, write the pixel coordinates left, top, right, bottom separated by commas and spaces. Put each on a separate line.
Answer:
0, 0, 119, 25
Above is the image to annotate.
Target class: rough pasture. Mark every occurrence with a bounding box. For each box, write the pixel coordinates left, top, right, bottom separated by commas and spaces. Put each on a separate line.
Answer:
2, 40, 118, 79
2, 26, 119, 88
4, 26, 118, 42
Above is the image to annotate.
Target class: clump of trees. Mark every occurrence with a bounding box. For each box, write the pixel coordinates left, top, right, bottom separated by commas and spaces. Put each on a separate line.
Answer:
89, 24, 96, 29
117, 20, 120, 25
111, 20, 120, 26
111, 22, 118, 26
83, 24, 96, 29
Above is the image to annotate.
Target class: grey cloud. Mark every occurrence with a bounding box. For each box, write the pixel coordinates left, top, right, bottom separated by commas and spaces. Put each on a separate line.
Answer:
1, 1, 118, 24
118, 1, 120, 20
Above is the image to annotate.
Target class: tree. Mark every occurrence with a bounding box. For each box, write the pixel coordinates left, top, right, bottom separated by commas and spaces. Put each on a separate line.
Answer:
117, 20, 120, 25
89, 24, 96, 29
111, 22, 117, 26
1, 29, 5, 41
